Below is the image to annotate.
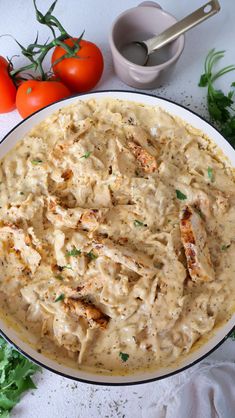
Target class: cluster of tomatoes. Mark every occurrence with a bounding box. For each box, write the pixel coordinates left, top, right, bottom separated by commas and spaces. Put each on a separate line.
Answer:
0, 38, 103, 118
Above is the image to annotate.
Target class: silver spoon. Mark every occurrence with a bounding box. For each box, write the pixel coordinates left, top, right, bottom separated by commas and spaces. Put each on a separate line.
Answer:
121, 0, 220, 66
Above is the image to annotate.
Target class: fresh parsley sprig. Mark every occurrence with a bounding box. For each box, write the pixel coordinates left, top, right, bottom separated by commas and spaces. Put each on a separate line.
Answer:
230, 330, 235, 340
199, 49, 235, 147
0, 336, 39, 417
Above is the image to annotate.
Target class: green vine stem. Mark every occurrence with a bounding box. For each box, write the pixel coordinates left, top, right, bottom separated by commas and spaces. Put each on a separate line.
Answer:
7, 0, 84, 81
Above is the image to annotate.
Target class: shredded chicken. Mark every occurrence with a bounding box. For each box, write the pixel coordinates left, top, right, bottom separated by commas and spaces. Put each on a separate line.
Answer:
127, 141, 157, 173
63, 297, 109, 329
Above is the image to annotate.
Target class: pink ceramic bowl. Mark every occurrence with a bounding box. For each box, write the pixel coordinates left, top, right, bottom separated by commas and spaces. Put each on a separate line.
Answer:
109, 1, 185, 89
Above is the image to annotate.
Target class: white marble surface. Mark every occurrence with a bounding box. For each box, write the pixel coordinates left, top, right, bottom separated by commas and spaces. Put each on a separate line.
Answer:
0, 1, 235, 417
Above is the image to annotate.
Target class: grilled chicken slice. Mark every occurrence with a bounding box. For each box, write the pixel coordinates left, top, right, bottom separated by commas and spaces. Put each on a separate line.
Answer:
61, 169, 73, 181
92, 237, 156, 276
180, 205, 215, 282
64, 298, 109, 329
47, 197, 108, 230
127, 141, 157, 173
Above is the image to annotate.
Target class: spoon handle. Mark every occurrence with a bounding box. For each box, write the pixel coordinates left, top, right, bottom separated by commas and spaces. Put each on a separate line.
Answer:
144, 0, 220, 54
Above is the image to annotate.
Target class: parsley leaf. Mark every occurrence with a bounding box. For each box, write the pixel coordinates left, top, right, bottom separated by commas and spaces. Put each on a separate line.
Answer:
176, 189, 187, 200
80, 151, 91, 159
198, 73, 210, 87
0, 336, 39, 416
55, 275, 63, 281
221, 244, 230, 251
66, 248, 81, 257
133, 220, 144, 227
31, 159, 43, 165
199, 49, 235, 148
54, 293, 65, 302
87, 251, 98, 260
61, 264, 73, 270
119, 352, 129, 362
229, 330, 235, 340
207, 167, 214, 182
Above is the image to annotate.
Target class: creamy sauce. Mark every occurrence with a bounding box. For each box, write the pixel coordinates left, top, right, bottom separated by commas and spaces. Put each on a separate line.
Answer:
0, 99, 234, 375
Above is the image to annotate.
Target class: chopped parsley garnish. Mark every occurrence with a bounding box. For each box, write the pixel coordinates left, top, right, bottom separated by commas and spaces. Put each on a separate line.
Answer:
195, 207, 203, 218
119, 352, 129, 362
80, 151, 91, 159
66, 248, 81, 257
62, 264, 73, 270
54, 293, 65, 302
176, 189, 187, 200
134, 220, 144, 227
31, 159, 43, 165
221, 244, 230, 251
154, 262, 163, 269
207, 167, 214, 182
55, 275, 64, 281
87, 251, 98, 260
0, 336, 39, 417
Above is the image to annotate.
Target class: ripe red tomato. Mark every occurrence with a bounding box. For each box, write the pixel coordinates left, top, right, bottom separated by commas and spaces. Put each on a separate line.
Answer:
0, 56, 17, 113
16, 80, 71, 118
51, 38, 104, 93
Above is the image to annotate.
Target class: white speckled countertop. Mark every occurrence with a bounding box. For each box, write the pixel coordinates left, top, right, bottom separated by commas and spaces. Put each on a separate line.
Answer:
0, 1, 235, 417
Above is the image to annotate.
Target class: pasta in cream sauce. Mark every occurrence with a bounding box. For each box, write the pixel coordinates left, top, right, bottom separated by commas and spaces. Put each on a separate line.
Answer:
0, 99, 234, 374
